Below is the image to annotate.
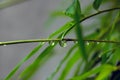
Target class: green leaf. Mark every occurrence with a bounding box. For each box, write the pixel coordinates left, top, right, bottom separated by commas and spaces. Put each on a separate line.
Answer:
71, 64, 117, 80
19, 34, 63, 80
111, 48, 120, 65
47, 44, 77, 80
95, 64, 117, 80
108, 12, 120, 39
49, 21, 75, 38
71, 65, 102, 80
75, 24, 88, 61
4, 42, 44, 80
65, 0, 81, 19
44, 11, 66, 27
73, 0, 87, 61
19, 45, 55, 80
93, 0, 103, 10
58, 49, 81, 80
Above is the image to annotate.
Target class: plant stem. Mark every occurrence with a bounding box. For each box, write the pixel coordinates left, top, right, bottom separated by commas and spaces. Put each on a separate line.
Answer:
0, 38, 120, 46
0, 8, 120, 46
63, 7, 120, 37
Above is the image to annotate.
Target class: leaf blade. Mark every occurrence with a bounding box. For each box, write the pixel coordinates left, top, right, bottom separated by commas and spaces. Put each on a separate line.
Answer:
93, 0, 103, 10
4, 42, 44, 80
47, 44, 77, 80
19, 45, 55, 80
58, 49, 81, 80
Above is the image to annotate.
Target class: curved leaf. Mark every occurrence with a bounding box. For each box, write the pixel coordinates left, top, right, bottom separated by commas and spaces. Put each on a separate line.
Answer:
93, 0, 103, 10
73, 0, 87, 61
19, 45, 55, 80
47, 44, 77, 80
65, 0, 81, 19
19, 34, 64, 79
49, 21, 75, 38
71, 64, 117, 80
58, 49, 81, 80
4, 42, 44, 80
71, 65, 102, 80
96, 65, 117, 80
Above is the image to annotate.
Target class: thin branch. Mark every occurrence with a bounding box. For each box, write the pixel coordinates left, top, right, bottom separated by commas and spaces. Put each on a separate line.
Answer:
0, 38, 120, 46
0, 8, 120, 46
63, 7, 120, 37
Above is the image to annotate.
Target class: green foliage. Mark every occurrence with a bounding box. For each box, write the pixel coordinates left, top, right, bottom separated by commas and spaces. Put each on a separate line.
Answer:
93, 0, 103, 10
47, 45, 77, 80
19, 45, 55, 80
2, 0, 120, 80
71, 64, 117, 80
58, 48, 81, 80
4, 42, 45, 80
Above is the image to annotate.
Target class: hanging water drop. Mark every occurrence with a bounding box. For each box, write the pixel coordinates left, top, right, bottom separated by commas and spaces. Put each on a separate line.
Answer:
86, 41, 89, 46
74, 41, 78, 44
59, 40, 67, 47
97, 42, 100, 44
86, 42, 90, 46
3, 44, 6, 46
49, 41, 55, 46
98, 54, 101, 58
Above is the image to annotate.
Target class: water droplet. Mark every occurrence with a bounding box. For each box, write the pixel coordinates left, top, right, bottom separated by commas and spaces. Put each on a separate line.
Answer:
59, 40, 67, 47
98, 54, 101, 58
74, 41, 78, 44
97, 42, 100, 44
3, 44, 6, 46
49, 41, 55, 46
86, 42, 89, 46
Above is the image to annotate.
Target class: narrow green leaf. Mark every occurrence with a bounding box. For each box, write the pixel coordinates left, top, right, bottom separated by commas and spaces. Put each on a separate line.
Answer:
65, 0, 81, 19
49, 21, 75, 38
71, 64, 102, 80
19, 34, 63, 79
110, 48, 120, 66
101, 50, 115, 64
73, 0, 87, 61
93, 0, 103, 10
58, 49, 81, 80
95, 65, 117, 80
71, 64, 116, 80
109, 12, 120, 39
75, 24, 88, 61
44, 11, 66, 27
4, 42, 44, 80
19, 45, 55, 80
47, 44, 77, 80
5, 19, 74, 79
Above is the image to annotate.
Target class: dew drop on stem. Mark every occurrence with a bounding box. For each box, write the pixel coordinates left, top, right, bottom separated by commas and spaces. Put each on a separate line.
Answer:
59, 40, 67, 47
49, 41, 55, 46
3, 44, 7, 46
74, 41, 78, 44
97, 42, 100, 44
86, 41, 90, 46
